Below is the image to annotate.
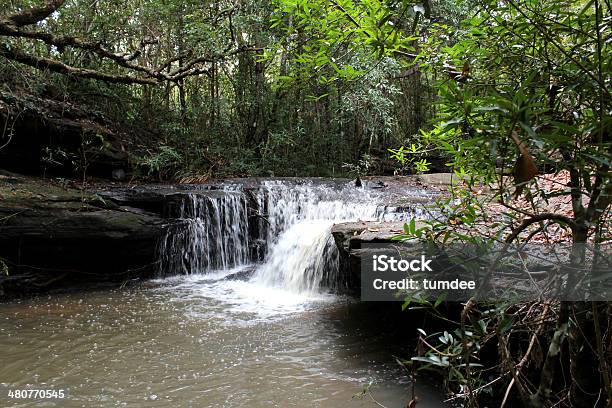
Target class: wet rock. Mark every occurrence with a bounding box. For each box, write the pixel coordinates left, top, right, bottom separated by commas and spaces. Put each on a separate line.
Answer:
331, 221, 409, 251
0, 178, 169, 298
331, 221, 407, 293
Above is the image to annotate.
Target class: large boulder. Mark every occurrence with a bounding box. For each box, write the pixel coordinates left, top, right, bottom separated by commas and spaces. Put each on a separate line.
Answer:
0, 175, 168, 298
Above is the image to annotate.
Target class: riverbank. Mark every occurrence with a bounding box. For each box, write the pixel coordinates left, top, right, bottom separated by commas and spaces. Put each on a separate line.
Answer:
0, 173, 167, 297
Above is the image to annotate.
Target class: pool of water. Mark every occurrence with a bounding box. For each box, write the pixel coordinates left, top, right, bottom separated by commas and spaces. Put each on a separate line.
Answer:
0, 271, 445, 407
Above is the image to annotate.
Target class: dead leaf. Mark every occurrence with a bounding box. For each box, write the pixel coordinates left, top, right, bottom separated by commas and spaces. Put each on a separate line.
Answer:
511, 130, 538, 198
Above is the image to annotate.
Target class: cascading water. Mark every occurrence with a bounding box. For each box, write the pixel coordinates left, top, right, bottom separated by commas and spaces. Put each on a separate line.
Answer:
251, 180, 404, 293
253, 220, 339, 293
158, 179, 432, 297
157, 191, 250, 275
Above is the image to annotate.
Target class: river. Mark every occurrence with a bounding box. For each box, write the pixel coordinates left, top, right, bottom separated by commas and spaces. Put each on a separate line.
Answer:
0, 179, 446, 407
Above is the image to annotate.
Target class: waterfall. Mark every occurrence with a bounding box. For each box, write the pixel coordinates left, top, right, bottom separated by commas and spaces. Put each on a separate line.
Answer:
158, 179, 430, 294
251, 181, 385, 293
253, 221, 339, 294
157, 191, 250, 275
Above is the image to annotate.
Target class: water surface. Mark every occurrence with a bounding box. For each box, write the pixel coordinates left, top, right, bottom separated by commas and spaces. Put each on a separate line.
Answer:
0, 272, 444, 407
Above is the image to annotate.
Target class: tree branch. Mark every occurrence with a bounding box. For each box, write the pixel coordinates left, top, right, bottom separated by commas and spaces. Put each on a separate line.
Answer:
2, 0, 66, 27
505, 213, 577, 244
0, 44, 157, 85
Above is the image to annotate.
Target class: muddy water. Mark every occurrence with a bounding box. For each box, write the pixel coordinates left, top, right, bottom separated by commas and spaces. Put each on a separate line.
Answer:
0, 273, 445, 408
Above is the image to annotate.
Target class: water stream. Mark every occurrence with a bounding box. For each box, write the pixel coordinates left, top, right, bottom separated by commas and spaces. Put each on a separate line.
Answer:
0, 179, 446, 407
159, 179, 431, 294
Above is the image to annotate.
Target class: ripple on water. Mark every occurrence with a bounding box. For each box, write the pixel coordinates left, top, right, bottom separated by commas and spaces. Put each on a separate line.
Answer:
0, 274, 445, 408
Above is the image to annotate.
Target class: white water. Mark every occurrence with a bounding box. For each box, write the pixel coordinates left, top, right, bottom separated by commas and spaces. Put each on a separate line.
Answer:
251, 180, 392, 294
158, 179, 432, 315
158, 191, 250, 275
253, 220, 337, 294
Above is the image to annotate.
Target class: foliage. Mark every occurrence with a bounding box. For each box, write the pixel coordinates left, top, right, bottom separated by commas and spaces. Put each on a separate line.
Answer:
388, 143, 431, 174
342, 154, 374, 178
269, 0, 416, 83
136, 145, 183, 180
389, 0, 611, 406
0, 0, 440, 178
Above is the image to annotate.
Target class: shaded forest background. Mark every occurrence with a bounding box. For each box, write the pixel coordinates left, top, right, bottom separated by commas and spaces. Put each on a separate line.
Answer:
0, 0, 467, 180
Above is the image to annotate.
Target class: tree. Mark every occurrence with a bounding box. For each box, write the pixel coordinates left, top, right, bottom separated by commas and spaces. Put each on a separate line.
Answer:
399, 0, 611, 406
274, 0, 611, 405
0, 0, 259, 84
